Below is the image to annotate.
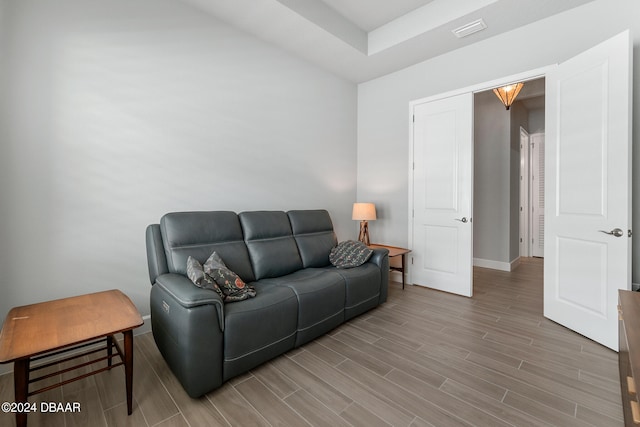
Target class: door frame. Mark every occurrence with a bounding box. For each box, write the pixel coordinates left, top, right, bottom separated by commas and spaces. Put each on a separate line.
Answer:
408, 65, 553, 287
519, 126, 531, 258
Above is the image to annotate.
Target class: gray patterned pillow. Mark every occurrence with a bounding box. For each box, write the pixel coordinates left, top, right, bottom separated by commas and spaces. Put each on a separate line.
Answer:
203, 252, 256, 302
186, 256, 225, 300
329, 240, 373, 269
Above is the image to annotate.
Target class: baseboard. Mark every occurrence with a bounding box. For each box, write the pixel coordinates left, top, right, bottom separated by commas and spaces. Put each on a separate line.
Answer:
139, 314, 152, 335
390, 270, 404, 283
633, 283, 640, 292
473, 258, 512, 272
0, 314, 152, 377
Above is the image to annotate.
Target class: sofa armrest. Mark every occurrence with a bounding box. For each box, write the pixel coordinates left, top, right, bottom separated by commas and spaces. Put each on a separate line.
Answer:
368, 248, 390, 303
154, 273, 225, 331
151, 273, 225, 396
368, 247, 389, 268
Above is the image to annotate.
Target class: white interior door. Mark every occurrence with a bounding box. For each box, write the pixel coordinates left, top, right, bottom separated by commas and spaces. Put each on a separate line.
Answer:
530, 133, 545, 258
412, 93, 473, 297
544, 30, 632, 350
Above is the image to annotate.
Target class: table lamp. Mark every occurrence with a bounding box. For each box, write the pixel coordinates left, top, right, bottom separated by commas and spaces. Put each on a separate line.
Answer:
352, 203, 376, 246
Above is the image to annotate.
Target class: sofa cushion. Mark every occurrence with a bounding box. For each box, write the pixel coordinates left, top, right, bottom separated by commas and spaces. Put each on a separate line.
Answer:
288, 210, 337, 268
323, 263, 381, 320
330, 240, 373, 268
223, 282, 298, 381
160, 211, 255, 283
239, 211, 303, 280
261, 269, 345, 347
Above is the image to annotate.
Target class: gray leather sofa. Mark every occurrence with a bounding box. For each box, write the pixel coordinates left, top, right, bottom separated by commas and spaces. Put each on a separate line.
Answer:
145, 209, 389, 397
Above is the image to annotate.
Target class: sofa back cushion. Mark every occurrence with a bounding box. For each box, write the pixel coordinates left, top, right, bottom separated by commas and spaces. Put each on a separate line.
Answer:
239, 211, 303, 280
160, 211, 256, 283
287, 210, 337, 268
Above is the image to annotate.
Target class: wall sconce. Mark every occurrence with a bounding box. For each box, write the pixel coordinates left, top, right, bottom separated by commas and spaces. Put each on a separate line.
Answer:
352, 203, 376, 246
493, 82, 524, 110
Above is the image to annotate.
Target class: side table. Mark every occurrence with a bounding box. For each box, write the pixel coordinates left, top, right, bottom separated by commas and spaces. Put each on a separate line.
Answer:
0, 289, 143, 427
369, 244, 412, 289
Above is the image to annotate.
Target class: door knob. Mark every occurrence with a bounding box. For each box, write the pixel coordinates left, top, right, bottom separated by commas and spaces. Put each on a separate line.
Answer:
599, 228, 624, 237
455, 217, 468, 223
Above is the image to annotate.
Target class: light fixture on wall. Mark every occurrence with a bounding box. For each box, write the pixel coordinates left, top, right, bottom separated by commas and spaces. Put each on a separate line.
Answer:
493, 82, 524, 110
352, 203, 376, 246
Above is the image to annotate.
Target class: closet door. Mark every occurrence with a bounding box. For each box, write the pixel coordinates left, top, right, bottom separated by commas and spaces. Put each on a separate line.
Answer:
530, 133, 544, 258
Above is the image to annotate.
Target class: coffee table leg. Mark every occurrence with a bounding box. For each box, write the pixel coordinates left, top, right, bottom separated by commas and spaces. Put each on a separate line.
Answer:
124, 330, 134, 415
14, 358, 29, 427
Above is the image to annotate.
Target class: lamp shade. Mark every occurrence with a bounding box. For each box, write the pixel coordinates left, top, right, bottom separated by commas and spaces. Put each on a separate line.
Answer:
352, 203, 377, 221
493, 82, 524, 110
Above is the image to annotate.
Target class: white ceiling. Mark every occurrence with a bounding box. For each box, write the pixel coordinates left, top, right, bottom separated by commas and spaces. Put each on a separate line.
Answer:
181, 0, 596, 83
320, 0, 436, 32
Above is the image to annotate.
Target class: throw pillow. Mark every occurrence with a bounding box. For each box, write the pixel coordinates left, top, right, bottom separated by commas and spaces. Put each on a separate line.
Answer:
186, 256, 225, 300
329, 240, 373, 269
203, 252, 257, 302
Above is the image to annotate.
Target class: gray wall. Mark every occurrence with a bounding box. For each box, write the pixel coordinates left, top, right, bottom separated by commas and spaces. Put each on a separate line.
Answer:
472, 91, 529, 268
0, 0, 358, 354
529, 108, 546, 134
473, 91, 511, 265
357, 0, 640, 282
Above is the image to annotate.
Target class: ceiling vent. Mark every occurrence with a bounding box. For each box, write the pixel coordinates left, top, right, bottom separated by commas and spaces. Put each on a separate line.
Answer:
452, 18, 487, 38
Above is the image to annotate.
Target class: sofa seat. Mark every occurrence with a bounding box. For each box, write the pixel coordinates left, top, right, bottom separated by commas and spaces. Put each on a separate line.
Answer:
260, 269, 346, 347
223, 282, 298, 381
321, 263, 382, 320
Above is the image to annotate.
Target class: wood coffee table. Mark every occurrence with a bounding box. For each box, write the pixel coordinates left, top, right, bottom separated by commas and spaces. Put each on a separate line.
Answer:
0, 289, 144, 427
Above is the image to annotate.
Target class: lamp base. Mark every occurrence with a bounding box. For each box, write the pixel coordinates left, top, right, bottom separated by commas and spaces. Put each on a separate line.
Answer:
358, 221, 370, 246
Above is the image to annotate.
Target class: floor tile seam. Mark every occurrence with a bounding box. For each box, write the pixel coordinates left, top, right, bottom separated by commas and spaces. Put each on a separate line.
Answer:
336, 361, 464, 425
512, 362, 625, 413
435, 325, 609, 370
575, 402, 625, 423
277, 389, 325, 427
289, 351, 412, 424
337, 402, 372, 427
330, 332, 449, 388
438, 377, 532, 427
132, 341, 182, 423
337, 358, 496, 427
457, 353, 579, 415
321, 336, 394, 377
251, 367, 302, 403
148, 413, 188, 427
282, 382, 356, 427
276, 351, 356, 411
229, 380, 277, 427
502, 389, 580, 425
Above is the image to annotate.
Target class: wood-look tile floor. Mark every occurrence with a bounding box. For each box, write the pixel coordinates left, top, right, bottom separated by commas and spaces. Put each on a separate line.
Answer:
0, 258, 624, 426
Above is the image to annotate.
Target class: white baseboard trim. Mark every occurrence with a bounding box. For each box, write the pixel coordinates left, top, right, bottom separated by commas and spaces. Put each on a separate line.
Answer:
633, 283, 640, 292
474, 258, 511, 272
390, 270, 403, 283
0, 314, 152, 377
139, 314, 152, 335
473, 257, 521, 272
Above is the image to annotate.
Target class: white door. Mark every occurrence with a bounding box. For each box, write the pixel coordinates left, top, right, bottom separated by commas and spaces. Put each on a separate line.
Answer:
412, 93, 473, 297
530, 133, 545, 258
544, 30, 632, 350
